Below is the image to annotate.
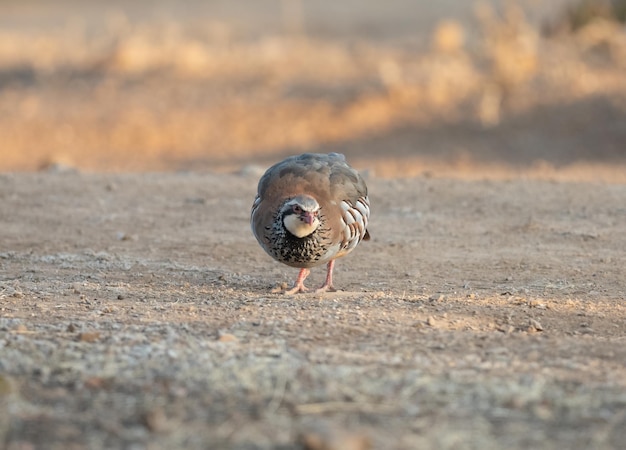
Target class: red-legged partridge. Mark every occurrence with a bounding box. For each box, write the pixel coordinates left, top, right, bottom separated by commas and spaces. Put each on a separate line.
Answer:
251, 153, 370, 294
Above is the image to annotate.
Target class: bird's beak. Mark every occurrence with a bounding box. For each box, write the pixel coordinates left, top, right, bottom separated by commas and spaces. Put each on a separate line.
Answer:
302, 211, 315, 225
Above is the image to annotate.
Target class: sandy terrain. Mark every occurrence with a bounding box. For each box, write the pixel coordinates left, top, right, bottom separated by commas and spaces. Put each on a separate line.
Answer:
1, 171, 625, 449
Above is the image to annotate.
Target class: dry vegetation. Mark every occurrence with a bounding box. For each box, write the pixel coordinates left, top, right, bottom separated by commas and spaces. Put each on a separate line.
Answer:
0, 2, 625, 179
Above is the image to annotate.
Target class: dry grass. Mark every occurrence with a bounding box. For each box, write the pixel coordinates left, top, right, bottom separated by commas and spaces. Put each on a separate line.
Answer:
0, 3, 625, 178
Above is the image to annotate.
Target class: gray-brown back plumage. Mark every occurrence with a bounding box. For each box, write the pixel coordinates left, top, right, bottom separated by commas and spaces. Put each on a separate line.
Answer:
251, 153, 370, 270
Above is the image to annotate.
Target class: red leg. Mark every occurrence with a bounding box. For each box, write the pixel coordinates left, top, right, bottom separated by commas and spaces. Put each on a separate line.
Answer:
284, 268, 310, 294
315, 260, 337, 293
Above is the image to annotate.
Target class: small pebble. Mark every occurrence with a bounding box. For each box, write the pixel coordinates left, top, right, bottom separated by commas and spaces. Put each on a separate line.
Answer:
271, 282, 289, 293
116, 232, 138, 241
529, 299, 546, 309
218, 333, 238, 343
77, 332, 101, 343
497, 325, 516, 334
239, 164, 266, 177
529, 319, 543, 331
84, 376, 107, 390
142, 408, 169, 433
301, 431, 370, 450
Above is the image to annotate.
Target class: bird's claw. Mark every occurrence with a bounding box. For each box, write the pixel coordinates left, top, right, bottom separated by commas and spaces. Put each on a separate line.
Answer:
314, 284, 336, 294
284, 284, 309, 295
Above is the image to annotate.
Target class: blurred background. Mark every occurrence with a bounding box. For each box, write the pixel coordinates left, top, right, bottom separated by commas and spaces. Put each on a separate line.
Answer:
1, 0, 625, 180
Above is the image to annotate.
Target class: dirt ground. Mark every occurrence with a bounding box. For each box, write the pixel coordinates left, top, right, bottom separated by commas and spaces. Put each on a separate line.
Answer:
1, 1, 626, 449
1, 171, 625, 449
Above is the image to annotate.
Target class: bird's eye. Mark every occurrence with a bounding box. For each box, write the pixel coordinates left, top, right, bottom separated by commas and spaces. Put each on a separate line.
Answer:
293, 205, 302, 214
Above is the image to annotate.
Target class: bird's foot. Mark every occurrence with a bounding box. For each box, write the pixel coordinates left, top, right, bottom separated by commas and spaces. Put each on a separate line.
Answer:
314, 283, 336, 294
284, 284, 309, 295
283, 268, 311, 295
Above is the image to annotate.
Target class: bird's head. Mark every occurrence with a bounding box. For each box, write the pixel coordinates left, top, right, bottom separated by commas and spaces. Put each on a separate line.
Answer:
280, 195, 321, 238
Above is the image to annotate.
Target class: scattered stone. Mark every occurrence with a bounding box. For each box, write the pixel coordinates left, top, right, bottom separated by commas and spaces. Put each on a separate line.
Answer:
271, 282, 289, 293
239, 164, 266, 177
77, 332, 101, 343
217, 332, 238, 343
116, 232, 138, 241
66, 323, 77, 333
496, 325, 516, 334
142, 408, 170, 433
529, 299, 547, 309
84, 376, 107, 390
529, 319, 544, 332
14, 324, 28, 333
533, 403, 554, 420
40, 161, 79, 174
300, 431, 371, 450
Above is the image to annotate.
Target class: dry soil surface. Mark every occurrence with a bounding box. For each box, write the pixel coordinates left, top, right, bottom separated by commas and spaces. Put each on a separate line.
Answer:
1, 171, 625, 449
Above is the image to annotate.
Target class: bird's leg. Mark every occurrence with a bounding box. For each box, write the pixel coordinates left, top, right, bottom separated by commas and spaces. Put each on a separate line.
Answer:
315, 260, 337, 293
284, 268, 310, 294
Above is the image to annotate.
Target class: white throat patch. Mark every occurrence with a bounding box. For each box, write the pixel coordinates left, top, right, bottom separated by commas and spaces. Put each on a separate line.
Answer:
283, 213, 319, 238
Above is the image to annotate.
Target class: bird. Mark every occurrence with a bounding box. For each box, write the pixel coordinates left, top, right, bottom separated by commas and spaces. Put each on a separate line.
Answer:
251, 152, 370, 294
